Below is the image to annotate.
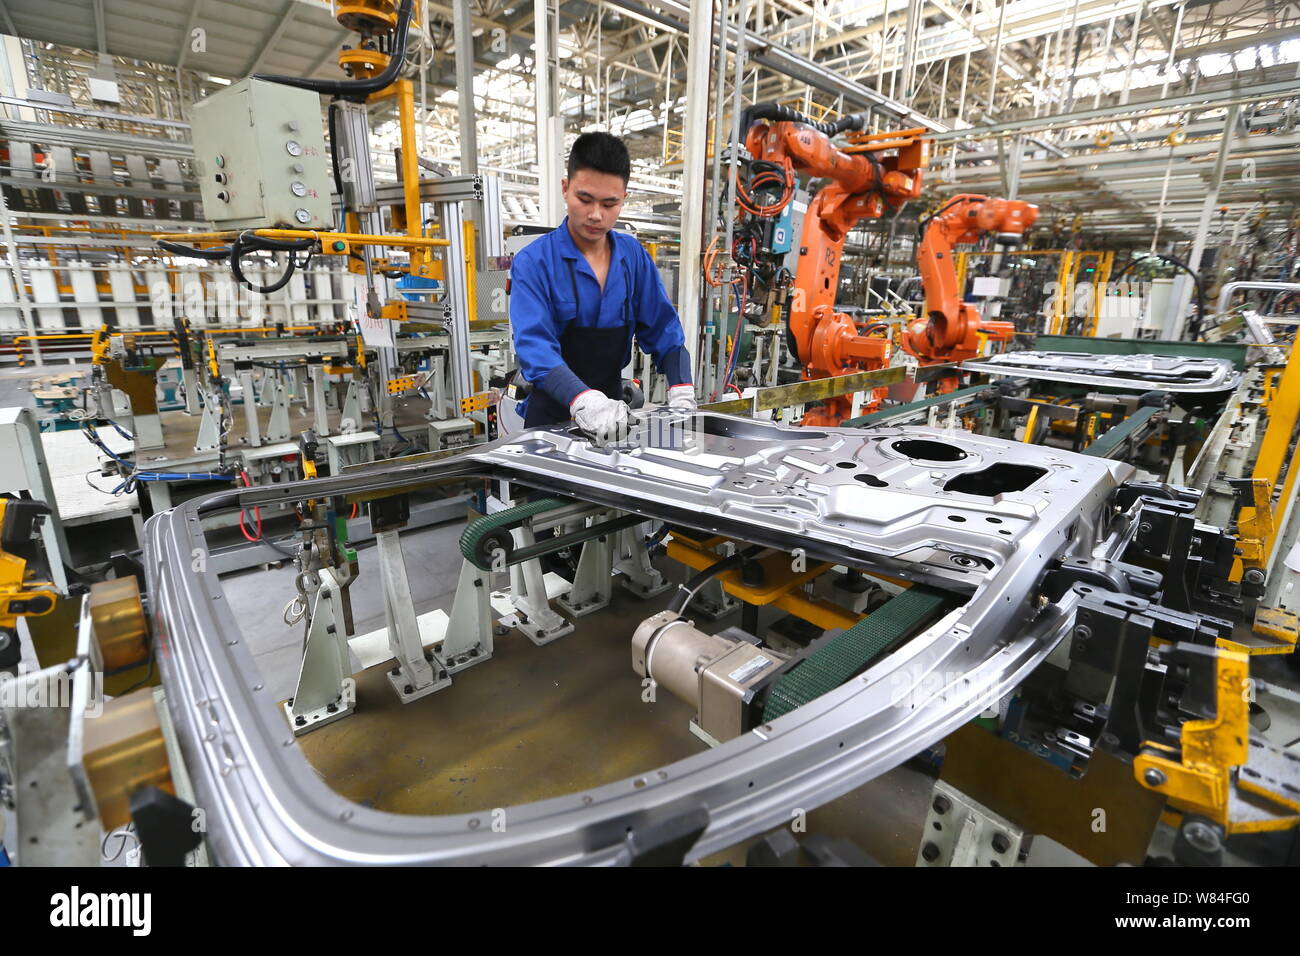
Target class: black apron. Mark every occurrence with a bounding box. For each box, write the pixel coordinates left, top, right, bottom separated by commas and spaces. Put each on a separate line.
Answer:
524, 255, 631, 428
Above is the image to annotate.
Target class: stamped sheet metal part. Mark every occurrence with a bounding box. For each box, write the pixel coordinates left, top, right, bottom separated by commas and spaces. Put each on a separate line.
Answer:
143, 411, 1136, 865
962, 351, 1242, 394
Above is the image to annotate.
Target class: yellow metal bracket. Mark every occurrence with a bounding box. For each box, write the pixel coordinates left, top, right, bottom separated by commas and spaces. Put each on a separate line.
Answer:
665, 535, 860, 631
1134, 646, 1300, 833
387, 374, 421, 396
460, 391, 493, 415
1250, 606, 1300, 655
1133, 647, 1249, 828
1234, 477, 1274, 568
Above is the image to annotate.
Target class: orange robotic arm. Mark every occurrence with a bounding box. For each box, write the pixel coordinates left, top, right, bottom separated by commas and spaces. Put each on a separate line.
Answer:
902, 194, 1038, 364
742, 110, 929, 425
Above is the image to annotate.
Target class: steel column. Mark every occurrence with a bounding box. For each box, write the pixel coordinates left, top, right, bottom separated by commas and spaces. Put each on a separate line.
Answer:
533, 0, 561, 225
986, 0, 1008, 116
1165, 104, 1238, 339
453, 0, 478, 182
1119, 0, 1147, 107
678, 0, 714, 389
0, 183, 39, 365
439, 198, 474, 406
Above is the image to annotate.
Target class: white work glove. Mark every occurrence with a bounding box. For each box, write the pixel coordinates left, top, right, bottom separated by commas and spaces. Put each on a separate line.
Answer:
667, 384, 698, 412
570, 389, 629, 444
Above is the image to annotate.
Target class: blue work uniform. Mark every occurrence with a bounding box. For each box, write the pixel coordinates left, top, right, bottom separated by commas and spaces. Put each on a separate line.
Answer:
509, 218, 692, 427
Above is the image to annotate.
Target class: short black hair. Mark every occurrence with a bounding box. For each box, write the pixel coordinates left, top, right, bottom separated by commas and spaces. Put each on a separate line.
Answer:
566, 131, 631, 184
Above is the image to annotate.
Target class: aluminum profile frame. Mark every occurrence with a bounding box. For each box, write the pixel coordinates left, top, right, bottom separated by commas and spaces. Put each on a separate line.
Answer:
143, 412, 1141, 865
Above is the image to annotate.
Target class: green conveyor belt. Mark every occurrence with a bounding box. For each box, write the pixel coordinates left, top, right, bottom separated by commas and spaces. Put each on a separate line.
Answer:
762, 585, 954, 721
842, 385, 988, 428
459, 497, 572, 569
1080, 404, 1161, 459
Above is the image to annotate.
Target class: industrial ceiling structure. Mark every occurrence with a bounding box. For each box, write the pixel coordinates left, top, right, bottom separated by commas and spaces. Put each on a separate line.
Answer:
2, 0, 1298, 244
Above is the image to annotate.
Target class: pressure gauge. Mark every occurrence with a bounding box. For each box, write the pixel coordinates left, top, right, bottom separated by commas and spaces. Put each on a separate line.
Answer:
285, 140, 303, 156
290, 181, 307, 197
294, 208, 312, 224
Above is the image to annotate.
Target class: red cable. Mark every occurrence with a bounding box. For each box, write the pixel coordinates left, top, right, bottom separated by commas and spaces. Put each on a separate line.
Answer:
238, 470, 262, 543
710, 278, 749, 401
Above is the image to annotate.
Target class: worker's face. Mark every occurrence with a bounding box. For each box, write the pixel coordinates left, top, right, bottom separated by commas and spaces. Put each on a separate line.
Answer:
562, 168, 627, 242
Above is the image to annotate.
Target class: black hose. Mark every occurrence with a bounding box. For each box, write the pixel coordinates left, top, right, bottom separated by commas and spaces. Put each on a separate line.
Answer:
327, 99, 345, 203
230, 232, 315, 294
158, 240, 232, 260
1113, 252, 1206, 337
667, 545, 764, 615
739, 101, 870, 140
916, 197, 981, 243
240, 234, 319, 253
253, 0, 415, 101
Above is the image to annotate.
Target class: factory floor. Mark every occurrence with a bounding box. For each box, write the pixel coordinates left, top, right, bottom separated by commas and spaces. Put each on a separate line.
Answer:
222, 518, 940, 866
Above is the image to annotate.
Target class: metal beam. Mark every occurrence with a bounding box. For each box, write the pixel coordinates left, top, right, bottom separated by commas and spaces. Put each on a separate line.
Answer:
0, 0, 18, 37
92, 0, 106, 54
175, 0, 205, 71
930, 75, 1300, 142
679, 0, 713, 385
605, 0, 946, 131
304, 27, 353, 78
454, 0, 479, 179
1165, 103, 1239, 338
533, 0, 560, 224
246, 1, 300, 76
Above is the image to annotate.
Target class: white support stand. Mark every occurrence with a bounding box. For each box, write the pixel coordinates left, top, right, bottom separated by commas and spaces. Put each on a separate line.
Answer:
509, 523, 575, 645
0, 407, 72, 592
253, 371, 272, 406
194, 398, 222, 452
615, 522, 671, 598
237, 368, 262, 448
2, 660, 101, 865
182, 366, 202, 414
376, 529, 452, 703
916, 780, 1026, 867
696, 578, 741, 620
284, 568, 355, 735
686, 539, 739, 620
558, 513, 614, 617
308, 364, 330, 437
265, 379, 291, 442
340, 380, 362, 433
442, 558, 494, 671
427, 356, 447, 419
130, 411, 166, 451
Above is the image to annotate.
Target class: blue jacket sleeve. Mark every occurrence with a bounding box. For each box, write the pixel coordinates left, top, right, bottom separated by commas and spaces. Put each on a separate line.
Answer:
509, 248, 588, 407
631, 243, 692, 386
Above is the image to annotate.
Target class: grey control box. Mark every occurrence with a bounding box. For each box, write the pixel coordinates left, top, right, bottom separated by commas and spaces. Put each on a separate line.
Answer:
191, 77, 333, 230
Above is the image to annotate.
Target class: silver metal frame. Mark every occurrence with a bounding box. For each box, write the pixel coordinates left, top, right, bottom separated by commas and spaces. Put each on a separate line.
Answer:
962, 351, 1242, 393
143, 412, 1140, 865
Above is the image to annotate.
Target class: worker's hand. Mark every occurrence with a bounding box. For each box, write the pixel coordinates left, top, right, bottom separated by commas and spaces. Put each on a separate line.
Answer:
666, 384, 698, 413
570, 389, 629, 444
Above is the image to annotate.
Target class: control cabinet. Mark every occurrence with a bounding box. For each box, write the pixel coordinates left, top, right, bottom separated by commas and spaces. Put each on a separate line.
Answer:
191, 78, 333, 230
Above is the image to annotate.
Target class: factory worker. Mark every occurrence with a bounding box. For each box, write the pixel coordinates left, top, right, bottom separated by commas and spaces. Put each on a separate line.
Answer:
509, 131, 696, 440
